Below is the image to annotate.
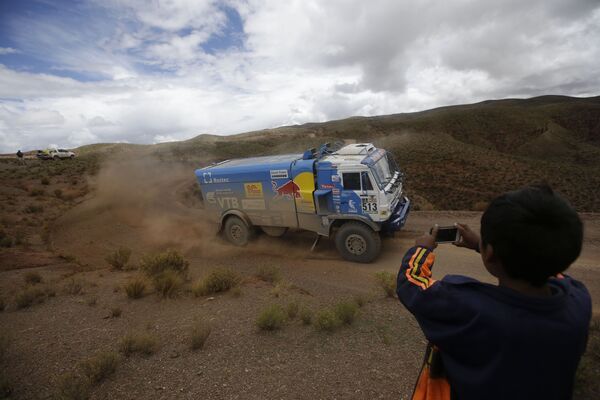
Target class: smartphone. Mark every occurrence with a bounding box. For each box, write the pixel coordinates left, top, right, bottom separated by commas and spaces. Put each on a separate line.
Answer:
430, 225, 460, 243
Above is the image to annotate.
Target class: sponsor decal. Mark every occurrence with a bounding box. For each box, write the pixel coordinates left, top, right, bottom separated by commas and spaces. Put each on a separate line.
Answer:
213, 177, 229, 183
331, 174, 340, 182
206, 192, 216, 204
202, 172, 212, 184
332, 188, 340, 195
242, 199, 266, 210
216, 197, 238, 209
244, 182, 263, 198
320, 183, 335, 189
270, 169, 289, 179
348, 199, 358, 213
272, 180, 300, 200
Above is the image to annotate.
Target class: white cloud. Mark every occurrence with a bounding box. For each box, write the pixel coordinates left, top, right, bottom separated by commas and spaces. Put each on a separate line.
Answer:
0, 47, 19, 55
1, 0, 599, 152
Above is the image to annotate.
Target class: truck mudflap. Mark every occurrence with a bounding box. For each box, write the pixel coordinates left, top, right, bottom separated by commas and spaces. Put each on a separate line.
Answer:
382, 196, 410, 232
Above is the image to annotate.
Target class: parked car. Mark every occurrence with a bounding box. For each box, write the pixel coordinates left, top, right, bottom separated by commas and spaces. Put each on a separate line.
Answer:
37, 148, 75, 160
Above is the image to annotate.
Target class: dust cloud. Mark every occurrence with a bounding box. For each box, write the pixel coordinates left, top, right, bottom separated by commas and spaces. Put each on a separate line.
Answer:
55, 157, 320, 263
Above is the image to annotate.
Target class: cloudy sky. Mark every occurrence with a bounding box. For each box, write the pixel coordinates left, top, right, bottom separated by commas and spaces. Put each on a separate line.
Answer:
1, 0, 599, 152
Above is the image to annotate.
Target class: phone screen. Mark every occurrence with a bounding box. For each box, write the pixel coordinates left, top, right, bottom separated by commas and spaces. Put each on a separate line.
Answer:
430, 226, 459, 243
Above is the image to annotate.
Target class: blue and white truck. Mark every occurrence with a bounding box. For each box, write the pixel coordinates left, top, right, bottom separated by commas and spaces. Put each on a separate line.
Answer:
195, 143, 410, 262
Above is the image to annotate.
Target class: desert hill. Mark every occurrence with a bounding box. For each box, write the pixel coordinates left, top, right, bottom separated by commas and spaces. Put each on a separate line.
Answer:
122, 95, 599, 211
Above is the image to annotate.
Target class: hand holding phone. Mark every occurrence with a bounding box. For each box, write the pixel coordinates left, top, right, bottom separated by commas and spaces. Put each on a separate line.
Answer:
429, 225, 460, 244
454, 223, 480, 251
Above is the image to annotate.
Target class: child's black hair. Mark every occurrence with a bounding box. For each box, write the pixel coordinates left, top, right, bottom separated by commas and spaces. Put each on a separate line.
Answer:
480, 185, 583, 286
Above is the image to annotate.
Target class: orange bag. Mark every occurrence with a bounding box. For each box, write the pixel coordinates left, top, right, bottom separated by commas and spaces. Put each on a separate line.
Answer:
411, 343, 451, 400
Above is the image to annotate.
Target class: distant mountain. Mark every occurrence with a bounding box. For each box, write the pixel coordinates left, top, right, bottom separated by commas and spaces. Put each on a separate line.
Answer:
84, 95, 600, 211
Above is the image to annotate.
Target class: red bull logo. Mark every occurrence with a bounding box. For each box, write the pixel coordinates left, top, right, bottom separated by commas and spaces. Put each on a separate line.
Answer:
272, 180, 300, 200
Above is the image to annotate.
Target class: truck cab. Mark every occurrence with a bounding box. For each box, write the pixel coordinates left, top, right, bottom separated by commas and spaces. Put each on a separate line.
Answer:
195, 143, 410, 263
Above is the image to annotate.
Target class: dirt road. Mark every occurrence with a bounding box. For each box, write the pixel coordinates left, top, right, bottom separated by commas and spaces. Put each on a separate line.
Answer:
1, 159, 599, 399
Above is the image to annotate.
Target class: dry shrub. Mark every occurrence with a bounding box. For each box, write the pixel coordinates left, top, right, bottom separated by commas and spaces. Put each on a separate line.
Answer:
190, 321, 212, 350
256, 305, 286, 331
118, 332, 158, 357
79, 351, 120, 384
54, 372, 90, 400
315, 309, 340, 332
124, 277, 146, 299
24, 271, 42, 285
140, 249, 189, 277
192, 268, 240, 297
152, 270, 183, 298
334, 301, 358, 325
300, 307, 313, 325
231, 286, 242, 297
354, 294, 367, 308
255, 265, 281, 283
286, 301, 299, 319
0, 298, 5, 312
63, 279, 84, 295
15, 286, 46, 309
105, 247, 132, 270
374, 271, 396, 297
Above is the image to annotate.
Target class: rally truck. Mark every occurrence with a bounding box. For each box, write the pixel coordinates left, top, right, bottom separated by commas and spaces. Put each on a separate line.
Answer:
195, 143, 410, 263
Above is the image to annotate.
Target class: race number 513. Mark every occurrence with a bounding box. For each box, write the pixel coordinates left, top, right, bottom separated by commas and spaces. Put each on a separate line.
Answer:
361, 198, 377, 213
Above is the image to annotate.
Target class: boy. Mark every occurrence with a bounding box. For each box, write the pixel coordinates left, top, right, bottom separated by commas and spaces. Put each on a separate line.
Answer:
397, 185, 591, 400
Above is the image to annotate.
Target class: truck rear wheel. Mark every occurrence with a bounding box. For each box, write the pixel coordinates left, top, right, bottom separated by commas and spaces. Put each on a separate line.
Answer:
224, 216, 251, 246
335, 222, 381, 263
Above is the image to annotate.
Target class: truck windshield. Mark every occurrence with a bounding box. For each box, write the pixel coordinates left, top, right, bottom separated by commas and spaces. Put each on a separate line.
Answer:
370, 154, 399, 190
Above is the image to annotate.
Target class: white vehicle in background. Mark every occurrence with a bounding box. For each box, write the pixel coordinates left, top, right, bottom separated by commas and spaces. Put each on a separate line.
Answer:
37, 148, 76, 160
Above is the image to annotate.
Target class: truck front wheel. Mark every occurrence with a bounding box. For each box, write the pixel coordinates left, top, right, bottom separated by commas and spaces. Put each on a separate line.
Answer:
335, 222, 381, 263
224, 216, 251, 246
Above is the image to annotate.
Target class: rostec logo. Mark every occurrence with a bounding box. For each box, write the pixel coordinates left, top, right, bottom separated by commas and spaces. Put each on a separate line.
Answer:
203, 172, 212, 184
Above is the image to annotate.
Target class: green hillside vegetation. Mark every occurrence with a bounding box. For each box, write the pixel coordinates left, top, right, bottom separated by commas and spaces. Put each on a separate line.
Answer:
62, 95, 600, 211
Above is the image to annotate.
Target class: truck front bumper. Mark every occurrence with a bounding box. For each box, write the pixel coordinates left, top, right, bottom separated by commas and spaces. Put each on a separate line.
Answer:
382, 196, 410, 232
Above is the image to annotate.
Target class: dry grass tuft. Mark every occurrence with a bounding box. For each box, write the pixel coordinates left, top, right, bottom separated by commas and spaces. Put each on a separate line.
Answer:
256, 305, 286, 331
140, 249, 188, 277
118, 332, 158, 357
152, 270, 183, 298
54, 372, 90, 400
286, 301, 299, 319
314, 309, 340, 332
334, 301, 359, 325
15, 286, 46, 309
79, 351, 120, 384
124, 277, 146, 299
105, 247, 132, 270
192, 268, 240, 296
300, 307, 313, 325
374, 271, 396, 297
110, 307, 122, 318
255, 265, 281, 283
63, 279, 84, 295
190, 321, 212, 350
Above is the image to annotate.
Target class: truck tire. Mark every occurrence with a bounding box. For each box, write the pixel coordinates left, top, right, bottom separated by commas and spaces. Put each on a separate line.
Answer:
335, 222, 381, 263
261, 226, 287, 237
224, 216, 251, 246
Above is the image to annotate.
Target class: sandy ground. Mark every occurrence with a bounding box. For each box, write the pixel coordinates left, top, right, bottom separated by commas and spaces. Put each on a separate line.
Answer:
1, 160, 599, 399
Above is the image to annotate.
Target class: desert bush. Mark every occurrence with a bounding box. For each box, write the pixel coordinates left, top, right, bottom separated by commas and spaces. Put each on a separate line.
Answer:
140, 249, 188, 277
79, 351, 120, 384
256, 304, 286, 331
300, 307, 313, 325
24, 271, 42, 285
15, 286, 46, 309
110, 307, 122, 318
256, 265, 281, 283
270, 281, 288, 298
190, 321, 212, 350
54, 372, 90, 400
41, 177, 50, 185
314, 309, 340, 332
29, 188, 45, 197
105, 247, 132, 270
63, 279, 84, 295
286, 301, 299, 319
374, 271, 396, 297
124, 277, 146, 299
25, 204, 43, 213
334, 301, 358, 325
54, 189, 63, 199
192, 268, 240, 296
354, 294, 367, 308
0, 298, 5, 312
118, 332, 158, 356
0, 230, 12, 248
152, 270, 183, 298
